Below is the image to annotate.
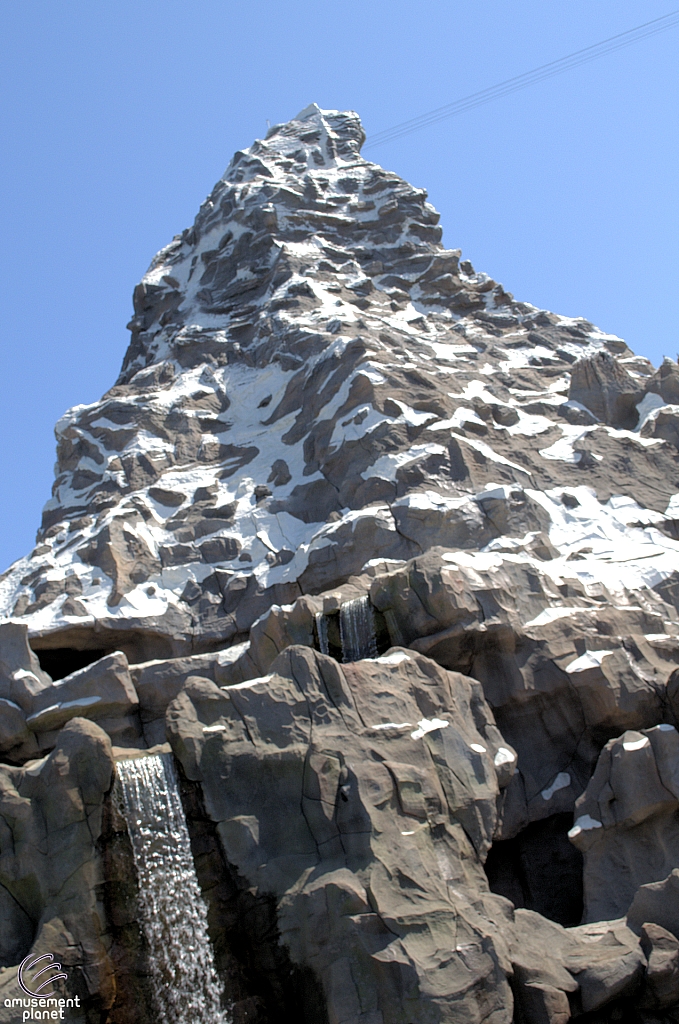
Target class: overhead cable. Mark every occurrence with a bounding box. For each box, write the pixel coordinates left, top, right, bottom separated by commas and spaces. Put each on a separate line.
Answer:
364, 9, 679, 150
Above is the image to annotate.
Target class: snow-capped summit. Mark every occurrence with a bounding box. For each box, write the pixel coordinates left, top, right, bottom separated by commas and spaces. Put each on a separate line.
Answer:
1, 105, 678, 667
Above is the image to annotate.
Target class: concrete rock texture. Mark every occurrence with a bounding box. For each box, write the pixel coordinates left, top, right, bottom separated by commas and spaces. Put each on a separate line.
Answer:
1, 105, 679, 1021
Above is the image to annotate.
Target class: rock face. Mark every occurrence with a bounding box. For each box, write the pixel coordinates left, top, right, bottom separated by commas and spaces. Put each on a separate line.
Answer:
570, 724, 679, 923
1, 104, 679, 1021
0, 719, 115, 1021
168, 646, 517, 1024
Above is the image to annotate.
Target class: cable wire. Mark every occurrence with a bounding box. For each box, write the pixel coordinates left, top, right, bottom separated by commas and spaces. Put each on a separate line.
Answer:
365, 10, 679, 150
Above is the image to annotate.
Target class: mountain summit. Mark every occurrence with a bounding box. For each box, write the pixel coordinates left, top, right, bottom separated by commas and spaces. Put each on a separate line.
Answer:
2, 107, 679, 1023
3, 103, 677, 659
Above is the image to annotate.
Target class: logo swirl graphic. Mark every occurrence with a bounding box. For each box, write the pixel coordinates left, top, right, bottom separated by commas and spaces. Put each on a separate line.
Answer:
17, 954, 68, 997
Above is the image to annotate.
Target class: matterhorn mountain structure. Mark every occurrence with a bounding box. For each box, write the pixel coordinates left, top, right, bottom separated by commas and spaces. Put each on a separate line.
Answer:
2, 105, 679, 1024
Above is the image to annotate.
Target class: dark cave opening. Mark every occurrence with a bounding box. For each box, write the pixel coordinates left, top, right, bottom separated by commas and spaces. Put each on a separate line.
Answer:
484, 812, 584, 927
34, 646, 111, 681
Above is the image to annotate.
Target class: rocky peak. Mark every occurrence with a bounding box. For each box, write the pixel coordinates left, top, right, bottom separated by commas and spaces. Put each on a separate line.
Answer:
1, 106, 678, 670
121, 102, 506, 383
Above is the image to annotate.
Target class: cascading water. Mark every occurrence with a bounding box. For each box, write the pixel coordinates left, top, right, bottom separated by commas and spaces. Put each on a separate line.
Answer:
116, 753, 229, 1024
339, 595, 378, 662
315, 611, 330, 656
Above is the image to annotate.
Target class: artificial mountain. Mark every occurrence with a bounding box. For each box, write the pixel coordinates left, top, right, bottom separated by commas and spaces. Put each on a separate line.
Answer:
2, 105, 679, 1024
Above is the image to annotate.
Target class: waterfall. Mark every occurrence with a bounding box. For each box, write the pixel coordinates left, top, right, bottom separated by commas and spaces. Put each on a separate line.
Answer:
315, 611, 330, 656
339, 596, 378, 662
116, 753, 229, 1024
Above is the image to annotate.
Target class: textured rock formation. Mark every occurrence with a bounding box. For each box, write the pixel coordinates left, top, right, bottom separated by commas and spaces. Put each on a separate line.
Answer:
167, 646, 517, 1023
1, 104, 679, 1021
0, 719, 115, 1020
571, 725, 679, 923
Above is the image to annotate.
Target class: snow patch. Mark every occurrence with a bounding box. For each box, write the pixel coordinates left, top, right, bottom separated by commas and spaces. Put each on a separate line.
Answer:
374, 651, 411, 665
568, 815, 603, 838
541, 771, 571, 800
622, 735, 650, 752
565, 650, 615, 674
411, 717, 449, 740
494, 747, 515, 767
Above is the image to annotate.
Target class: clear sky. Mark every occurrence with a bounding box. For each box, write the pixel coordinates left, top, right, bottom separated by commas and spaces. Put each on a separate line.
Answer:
1, 0, 677, 572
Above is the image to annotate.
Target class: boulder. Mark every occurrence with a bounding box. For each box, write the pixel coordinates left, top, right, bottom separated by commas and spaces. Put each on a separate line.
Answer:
637, 922, 679, 1010
0, 622, 51, 713
390, 491, 494, 552
627, 869, 679, 940
569, 726, 679, 922
26, 652, 140, 743
645, 357, 679, 405
130, 649, 243, 745
510, 909, 645, 1018
568, 350, 641, 428
560, 646, 665, 737
563, 918, 645, 1013
640, 404, 679, 448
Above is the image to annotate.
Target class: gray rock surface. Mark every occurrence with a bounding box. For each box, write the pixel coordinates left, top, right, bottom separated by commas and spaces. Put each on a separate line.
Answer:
1, 104, 679, 1020
568, 350, 641, 429
1, 105, 677, 662
646, 357, 679, 406
0, 719, 115, 1021
510, 910, 646, 1018
0, 699, 35, 762
637, 922, 679, 1010
27, 651, 138, 729
570, 726, 679, 922
167, 645, 517, 1023
641, 404, 679, 448
627, 869, 679, 940
130, 648, 243, 744
0, 623, 51, 713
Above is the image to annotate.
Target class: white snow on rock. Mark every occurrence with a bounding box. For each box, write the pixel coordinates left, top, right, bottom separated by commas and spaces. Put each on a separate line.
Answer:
568, 815, 603, 839
374, 651, 411, 665
494, 747, 516, 767
411, 718, 449, 740
565, 651, 616, 674
541, 771, 571, 800
622, 735, 651, 752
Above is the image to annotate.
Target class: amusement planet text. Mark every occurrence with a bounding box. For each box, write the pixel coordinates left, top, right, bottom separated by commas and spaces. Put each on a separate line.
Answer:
4, 996, 81, 1021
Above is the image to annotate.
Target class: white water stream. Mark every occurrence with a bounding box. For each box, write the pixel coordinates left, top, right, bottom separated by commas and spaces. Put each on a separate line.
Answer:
116, 753, 229, 1024
315, 610, 330, 656
339, 596, 378, 662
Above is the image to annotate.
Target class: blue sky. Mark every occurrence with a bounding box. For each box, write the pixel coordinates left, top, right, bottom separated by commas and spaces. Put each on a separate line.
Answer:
1, 0, 677, 571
